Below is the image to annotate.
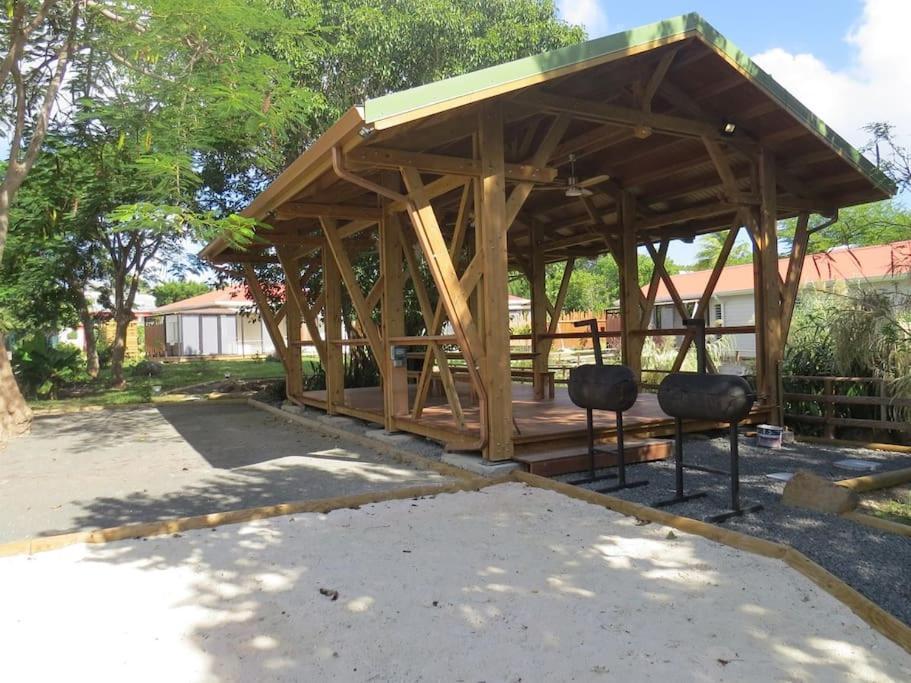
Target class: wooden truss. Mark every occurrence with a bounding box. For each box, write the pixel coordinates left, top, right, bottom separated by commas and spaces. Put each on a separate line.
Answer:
229, 53, 864, 459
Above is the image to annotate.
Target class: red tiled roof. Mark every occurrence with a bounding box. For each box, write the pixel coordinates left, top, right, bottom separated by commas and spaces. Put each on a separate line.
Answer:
647, 240, 911, 302
152, 286, 251, 314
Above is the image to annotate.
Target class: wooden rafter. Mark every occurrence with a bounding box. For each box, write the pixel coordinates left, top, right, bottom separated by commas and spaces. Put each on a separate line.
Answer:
505, 113, 572, 229
641, 46, 680, 112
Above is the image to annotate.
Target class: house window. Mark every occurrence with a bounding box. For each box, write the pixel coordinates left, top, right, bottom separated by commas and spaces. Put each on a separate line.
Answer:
654, 306, 662, 329
713, 302, 724, 324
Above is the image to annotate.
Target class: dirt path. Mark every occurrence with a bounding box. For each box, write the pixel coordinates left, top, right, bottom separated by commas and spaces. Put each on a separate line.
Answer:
0, 402, 451, 542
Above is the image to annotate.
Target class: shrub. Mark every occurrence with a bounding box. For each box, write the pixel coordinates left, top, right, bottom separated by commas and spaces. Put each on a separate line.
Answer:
130, 359, 164, 377
13, 337, 87, 399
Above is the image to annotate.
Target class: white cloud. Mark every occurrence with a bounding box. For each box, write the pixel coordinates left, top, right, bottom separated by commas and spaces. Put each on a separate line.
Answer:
753, 0, 911, 151
558, 0, 609, 38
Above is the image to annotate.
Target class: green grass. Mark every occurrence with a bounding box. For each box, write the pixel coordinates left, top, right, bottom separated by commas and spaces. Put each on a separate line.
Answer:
862, 486, 911, 527
29, 357, 319, 411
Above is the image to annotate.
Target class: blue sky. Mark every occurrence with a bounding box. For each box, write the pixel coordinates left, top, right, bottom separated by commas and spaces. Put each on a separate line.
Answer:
558, 0, 911, 263
558, 1, 863, 70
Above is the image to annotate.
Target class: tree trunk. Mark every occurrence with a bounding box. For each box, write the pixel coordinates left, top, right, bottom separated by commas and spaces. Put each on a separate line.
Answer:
73, 288, 99, 378
82, 314, 99, 378
110, 314, 130, 388
0, 333, 32, 445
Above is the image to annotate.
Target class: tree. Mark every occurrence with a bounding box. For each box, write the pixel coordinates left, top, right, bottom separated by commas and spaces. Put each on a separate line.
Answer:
316, 0, 584, 126
779, 200, 911, 254
510, 252, 681, 313
865, 122, 911, 191
4, 1, 323, 395
151, 281, 211, 307
2, 135, 107, 376
692, 230, 753, 270
0, 0, 86, 438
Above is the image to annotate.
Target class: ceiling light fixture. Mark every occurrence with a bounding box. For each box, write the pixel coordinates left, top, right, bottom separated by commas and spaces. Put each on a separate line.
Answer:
721, 121, 737, 137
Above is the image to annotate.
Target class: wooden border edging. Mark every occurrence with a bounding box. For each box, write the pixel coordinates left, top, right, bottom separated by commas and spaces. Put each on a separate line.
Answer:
246, 398, 479, 483
841, 511, 911, 538
511, 471, 911, 655
836, 467, 911, 493
796, 435, 911, 454
0, 477, 508, 559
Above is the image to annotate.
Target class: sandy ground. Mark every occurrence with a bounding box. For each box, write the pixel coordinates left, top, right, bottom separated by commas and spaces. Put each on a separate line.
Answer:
1, 483, 907, 682
0, 402, 451, 541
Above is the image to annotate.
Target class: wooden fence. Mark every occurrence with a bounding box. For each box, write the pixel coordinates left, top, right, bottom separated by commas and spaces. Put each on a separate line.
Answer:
783, 375, 911, 437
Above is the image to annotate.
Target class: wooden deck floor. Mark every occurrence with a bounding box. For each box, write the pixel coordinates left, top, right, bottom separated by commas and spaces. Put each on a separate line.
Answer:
297, 382, 766, 454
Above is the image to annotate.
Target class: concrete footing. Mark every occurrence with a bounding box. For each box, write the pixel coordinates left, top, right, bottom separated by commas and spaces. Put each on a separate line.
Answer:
442, 452, 522, 477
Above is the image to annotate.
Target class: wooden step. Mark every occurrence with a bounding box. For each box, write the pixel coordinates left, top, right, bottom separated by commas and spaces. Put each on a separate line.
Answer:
513, 439, 672, 477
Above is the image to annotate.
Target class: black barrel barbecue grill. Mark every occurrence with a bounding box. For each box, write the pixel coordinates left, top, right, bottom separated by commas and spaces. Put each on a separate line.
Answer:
651, 319, 763, 523
566, 319, 648, 493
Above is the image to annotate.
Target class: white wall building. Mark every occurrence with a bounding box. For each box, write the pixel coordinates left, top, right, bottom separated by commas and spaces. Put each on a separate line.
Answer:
646, 240, 911, 360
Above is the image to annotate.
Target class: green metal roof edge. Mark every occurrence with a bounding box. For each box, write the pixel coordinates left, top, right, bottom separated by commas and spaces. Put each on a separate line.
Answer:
690, 16, 896, 196
363, 12, 895, 198
364, 13, 699, 123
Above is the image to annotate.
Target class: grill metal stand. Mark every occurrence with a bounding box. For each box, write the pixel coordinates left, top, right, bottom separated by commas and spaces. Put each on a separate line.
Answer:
566, 319, 647, 493
650, 319, 762, 523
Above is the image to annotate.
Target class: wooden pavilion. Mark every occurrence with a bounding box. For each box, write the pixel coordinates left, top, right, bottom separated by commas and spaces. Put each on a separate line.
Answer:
201, 14, 894, 464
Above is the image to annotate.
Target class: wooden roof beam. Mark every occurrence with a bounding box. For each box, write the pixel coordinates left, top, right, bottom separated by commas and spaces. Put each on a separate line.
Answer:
274, 202, 383, 221
347, 146, 557, 183
516, 90, 758, 153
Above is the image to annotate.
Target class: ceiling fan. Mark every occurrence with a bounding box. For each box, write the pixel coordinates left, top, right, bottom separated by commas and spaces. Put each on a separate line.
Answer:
534, 153, 609, 198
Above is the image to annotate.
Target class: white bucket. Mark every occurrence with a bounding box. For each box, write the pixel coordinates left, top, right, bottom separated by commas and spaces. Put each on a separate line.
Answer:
757, 424, 783, 449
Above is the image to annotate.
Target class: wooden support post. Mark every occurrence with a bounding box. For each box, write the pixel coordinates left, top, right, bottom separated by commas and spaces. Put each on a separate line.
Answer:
380, 211, 409, 429
284, 264, 304, 398
322, 238, 345, 414
780, 213, 810, 341
478, 101, 514, 460
619, 192, 642, 378
749, 208, 768, 401
823, 378, 836, 439
530, 220, 548, 400
759, 150, 783, 420
242, 263, 288, 364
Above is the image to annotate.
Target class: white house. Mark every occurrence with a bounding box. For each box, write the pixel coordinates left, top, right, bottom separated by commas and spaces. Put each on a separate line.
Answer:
646, 240, 911, 360
144, 286, 294, 358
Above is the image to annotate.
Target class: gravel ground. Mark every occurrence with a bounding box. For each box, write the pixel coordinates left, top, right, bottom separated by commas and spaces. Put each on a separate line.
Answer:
557, 433, 911, 626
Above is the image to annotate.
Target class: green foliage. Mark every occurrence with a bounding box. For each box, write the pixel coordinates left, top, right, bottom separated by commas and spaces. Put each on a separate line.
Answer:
692, 230, 753, 270
317, 0, 583, 123
151, 281, 211, 307
12, 338, 87, 399
784, 286, 911, 427
780, 200, 911, 253
510, 253, 681, 313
